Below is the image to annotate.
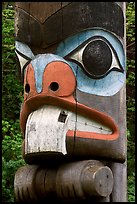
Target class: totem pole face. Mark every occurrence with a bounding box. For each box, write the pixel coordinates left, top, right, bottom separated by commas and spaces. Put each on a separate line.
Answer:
15, 2, 126, 163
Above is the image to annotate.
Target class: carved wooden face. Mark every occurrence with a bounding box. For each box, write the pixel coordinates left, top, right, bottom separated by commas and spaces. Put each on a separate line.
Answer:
15, 2, 126, 164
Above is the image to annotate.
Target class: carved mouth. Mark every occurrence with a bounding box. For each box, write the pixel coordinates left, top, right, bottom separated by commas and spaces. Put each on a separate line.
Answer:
24, 103, 118, 156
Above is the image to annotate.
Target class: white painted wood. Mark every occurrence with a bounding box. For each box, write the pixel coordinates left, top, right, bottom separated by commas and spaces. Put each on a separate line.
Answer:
25, 105, 70, 155
25, 105, 112, 155
15, 41, 35, 75
77, 114, 112, 134
15, 51, 29, 74
67, 112, 112, 134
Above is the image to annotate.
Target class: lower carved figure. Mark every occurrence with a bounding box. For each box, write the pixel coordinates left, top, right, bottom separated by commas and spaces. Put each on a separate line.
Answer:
14, 161, 114, 202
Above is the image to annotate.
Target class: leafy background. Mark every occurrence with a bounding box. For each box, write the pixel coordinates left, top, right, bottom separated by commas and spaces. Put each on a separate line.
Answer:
2, 2, 135, 202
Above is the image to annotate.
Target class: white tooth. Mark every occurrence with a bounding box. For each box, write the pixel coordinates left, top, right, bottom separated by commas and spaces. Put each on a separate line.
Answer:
25, 105, 70, 155
77, 114, 112, 134
25, 105, 112, 155
67, 113, 112, 135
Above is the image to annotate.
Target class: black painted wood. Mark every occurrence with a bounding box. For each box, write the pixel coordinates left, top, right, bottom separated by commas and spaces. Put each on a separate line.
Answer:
15, 2, 124, 51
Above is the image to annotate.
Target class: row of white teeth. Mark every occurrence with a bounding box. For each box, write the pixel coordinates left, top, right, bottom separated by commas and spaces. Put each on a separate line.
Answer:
25, 105, 112, 155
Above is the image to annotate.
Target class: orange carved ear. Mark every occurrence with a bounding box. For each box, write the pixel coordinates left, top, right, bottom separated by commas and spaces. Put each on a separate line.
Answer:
24, 64, 37, 101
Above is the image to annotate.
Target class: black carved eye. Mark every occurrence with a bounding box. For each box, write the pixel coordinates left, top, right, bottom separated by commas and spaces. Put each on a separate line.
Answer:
65, 37, 124, 79
82, 40, 112, 77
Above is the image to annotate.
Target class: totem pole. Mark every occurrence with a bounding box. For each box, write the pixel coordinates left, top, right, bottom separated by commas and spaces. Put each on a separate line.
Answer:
14, 2, 127, 202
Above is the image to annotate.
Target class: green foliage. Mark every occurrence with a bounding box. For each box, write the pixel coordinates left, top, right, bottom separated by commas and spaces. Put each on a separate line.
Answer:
2, 73, 23, 119
126, 2, 135, 45
2, 6, 24, 120
2, 8, 15, 66
2, 4, 25, 202
127, 172, 135, 202
2, 119, 25, 202
126, 2, 135, 203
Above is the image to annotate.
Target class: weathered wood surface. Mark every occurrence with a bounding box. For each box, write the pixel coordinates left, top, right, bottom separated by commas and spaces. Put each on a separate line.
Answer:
14, 160, 113, 202
110, 162, 127, 202
14, 2, 127, 202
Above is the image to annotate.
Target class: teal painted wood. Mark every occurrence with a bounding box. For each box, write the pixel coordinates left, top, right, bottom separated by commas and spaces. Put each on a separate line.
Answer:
55, 29, 126, 96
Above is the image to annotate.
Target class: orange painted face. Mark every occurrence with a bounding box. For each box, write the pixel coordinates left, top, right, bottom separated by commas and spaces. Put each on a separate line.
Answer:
21, 54, 119, 142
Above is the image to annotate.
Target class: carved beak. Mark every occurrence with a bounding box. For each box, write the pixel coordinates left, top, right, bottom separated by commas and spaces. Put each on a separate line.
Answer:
21, 59, 119, 157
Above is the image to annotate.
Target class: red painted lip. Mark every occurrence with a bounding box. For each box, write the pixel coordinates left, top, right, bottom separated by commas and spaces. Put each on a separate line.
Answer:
20, 94, 119, 141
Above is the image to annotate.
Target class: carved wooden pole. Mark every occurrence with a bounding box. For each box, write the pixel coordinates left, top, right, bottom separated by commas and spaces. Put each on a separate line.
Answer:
14, 2, 127, 202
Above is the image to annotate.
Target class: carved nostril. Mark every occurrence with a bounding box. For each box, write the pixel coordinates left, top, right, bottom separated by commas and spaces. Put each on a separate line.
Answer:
25, 83, 30, 93
49, 82, 59, 91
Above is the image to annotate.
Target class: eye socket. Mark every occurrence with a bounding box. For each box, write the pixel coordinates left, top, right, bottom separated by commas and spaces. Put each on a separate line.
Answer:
65, 37, 124, 79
